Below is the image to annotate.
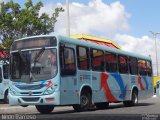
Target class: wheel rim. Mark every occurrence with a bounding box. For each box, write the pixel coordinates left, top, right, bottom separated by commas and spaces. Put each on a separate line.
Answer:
81, 95, 88, 107
133, 93, 138, 104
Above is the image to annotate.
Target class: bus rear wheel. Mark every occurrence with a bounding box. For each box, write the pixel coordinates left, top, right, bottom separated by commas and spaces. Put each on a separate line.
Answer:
73, 91, 92, 112
123, 90, 138, 107
95, 102, 109, 109
35, 105, 54, 114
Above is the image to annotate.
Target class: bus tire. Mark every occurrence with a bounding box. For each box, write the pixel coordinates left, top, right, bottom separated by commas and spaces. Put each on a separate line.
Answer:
3, 90, 8, 104
123, 90, 138, 107
95, 102, 109, 109
73, 91, 92, 112
35, 105, 54, 114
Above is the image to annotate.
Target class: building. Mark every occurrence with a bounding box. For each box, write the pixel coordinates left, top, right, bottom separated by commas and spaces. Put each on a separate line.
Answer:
70, 34, 120, 49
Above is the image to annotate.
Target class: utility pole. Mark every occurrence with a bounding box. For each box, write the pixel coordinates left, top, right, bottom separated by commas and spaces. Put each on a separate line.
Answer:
150, 31, 160, 76
66, 0, 70, 37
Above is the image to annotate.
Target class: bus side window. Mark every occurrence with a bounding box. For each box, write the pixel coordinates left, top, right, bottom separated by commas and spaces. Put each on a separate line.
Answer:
60, 45, 76, 76
129, 57, 138, 75
118, 55, 129, 74
91, 49, 104, 71
146, 60, 152, 76
0, 68, 2, 83
138, 59, 147, 76
105, 52, 118, 72
77, 46, 90, 70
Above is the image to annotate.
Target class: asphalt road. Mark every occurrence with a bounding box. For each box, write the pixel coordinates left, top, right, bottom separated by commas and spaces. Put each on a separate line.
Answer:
0, 96, 160, 120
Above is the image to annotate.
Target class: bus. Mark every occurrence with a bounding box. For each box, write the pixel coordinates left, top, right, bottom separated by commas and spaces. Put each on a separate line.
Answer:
9, 35, 153, 113
156, 80, 160, 96
0, 60, 9, 103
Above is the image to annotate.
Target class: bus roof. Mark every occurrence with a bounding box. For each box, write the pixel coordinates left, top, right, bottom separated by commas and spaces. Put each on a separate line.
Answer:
13, 35, 151, 61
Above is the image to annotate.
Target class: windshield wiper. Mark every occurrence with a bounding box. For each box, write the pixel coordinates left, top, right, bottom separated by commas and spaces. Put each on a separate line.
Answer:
33, 47, 45, 63
30, 47, 45, 75
30, 47, 45, 82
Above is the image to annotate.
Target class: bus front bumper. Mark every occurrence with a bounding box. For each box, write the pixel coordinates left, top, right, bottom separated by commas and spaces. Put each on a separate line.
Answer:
8, 91, 60, 106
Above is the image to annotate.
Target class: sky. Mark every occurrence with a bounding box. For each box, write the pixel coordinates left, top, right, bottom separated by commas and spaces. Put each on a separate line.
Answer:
2, 0, 160, 75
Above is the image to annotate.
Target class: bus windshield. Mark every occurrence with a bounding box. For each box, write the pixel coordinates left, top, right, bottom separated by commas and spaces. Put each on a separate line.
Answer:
11, 48, 57, 82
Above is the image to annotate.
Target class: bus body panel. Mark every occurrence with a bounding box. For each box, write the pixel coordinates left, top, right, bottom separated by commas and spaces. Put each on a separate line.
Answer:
9, 75, 60, 105
60, 76, 78, 105
138, 76, 153, 100
9, 91, 60, 105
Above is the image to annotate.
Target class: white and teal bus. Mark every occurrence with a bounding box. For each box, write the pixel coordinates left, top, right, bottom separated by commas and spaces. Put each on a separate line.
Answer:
9, 35, 153, 113
0, 60, 9, 103
156, 80, 160, 96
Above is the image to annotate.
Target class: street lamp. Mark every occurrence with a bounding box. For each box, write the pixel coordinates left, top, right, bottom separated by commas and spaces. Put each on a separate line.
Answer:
66, 0, 70, 37
150, 31, 160, 76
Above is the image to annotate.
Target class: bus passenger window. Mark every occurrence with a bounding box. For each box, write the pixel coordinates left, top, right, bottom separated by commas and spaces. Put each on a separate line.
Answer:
146, 61, 152, 76
105, 52, 117, 72
129, 57, 138, 75
91, 49, 104, 71
118, 55, 129, 74
138, 59, 147, 76
77, 46, 89, 70
60, 46, 76, 76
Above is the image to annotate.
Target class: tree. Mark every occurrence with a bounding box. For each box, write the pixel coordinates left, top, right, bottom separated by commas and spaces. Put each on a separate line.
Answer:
0, 0, 64, 50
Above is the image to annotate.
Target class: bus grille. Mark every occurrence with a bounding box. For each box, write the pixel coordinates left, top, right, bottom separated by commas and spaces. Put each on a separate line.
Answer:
21, 97, 40, 102
16, 84, 46, 90
20, 92, 42, 95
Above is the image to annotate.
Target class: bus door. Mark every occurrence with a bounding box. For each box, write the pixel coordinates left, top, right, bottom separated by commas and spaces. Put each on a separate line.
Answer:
59, 43, 78, 105
76, 46, 92, 101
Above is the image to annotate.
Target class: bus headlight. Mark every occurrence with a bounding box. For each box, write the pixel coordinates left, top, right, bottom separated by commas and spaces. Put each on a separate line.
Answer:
9, 87, 18, 95
43, 86, 54, 95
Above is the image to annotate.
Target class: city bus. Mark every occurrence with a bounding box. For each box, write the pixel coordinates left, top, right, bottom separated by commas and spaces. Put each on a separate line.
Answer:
0, 60, 9, 103
9, 35, 153, 113
156, 80, 160, 96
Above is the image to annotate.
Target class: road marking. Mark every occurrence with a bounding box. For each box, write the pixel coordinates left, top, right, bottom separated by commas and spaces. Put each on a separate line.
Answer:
0, 106, 73, 111
0, 106, 35, 110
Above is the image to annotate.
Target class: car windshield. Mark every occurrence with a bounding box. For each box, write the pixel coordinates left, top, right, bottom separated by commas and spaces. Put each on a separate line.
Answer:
11, 48, 57, 82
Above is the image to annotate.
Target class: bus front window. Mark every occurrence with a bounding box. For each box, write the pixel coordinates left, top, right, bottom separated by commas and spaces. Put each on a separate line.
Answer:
31, 49, 57, 81
11, 49, 57, 82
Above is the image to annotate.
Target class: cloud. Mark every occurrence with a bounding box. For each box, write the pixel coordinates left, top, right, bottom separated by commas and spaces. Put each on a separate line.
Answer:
40, 0, 159, 75
39, 0, 130, 36
114, 34, 160, 75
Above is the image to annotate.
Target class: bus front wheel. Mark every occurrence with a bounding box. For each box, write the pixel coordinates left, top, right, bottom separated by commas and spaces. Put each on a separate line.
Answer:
123, 90, 138, 107
3, 90, 8, 104
35, 105, 54, 114
73, 91, 92, 112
